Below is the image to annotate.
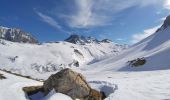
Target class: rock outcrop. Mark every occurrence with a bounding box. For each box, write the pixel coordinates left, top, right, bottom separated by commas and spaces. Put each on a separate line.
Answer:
0, 73, 6, 80
128, 57, 146, 67
0, 26, 38, 43
65, 34, 99, 44
43, 68, 103, 100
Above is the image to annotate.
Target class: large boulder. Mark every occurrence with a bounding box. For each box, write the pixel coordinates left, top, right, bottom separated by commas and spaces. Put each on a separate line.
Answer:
43, 68, 103, 100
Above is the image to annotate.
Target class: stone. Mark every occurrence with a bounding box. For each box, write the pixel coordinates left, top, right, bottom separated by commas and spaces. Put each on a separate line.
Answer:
43, 68, 103, 100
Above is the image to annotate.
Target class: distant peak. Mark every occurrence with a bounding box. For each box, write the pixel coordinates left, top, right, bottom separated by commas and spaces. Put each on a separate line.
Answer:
65, 34, 100, 44
0, 26, 38, 43
101, 39, 112, 43
162, 15, 170, 29
0, 26, 10, 30
157, 15, 170, 32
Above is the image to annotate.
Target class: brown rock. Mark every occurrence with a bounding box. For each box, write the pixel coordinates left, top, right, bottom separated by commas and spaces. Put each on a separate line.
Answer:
43, 68, 103, 100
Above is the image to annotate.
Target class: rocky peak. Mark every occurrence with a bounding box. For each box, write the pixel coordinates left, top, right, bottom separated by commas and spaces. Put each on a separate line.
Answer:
64, 34, 86, 44
65, 34, 101, 44
0, 26, 38, 43
162, 15, 170, 29
157, 15, 170, 32
101, 39, 112, 43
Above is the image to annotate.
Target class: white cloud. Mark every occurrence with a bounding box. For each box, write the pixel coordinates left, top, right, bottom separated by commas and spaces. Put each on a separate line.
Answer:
164, 0, 170, 10
36, 11, 62, 29
66, 0, 161, 28
131, 25, 161, 44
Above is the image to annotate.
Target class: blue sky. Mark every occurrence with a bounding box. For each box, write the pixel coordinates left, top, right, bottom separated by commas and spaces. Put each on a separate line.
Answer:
0, 0, 170, 44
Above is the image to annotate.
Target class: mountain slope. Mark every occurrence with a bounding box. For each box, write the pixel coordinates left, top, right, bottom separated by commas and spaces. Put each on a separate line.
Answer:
83, 15, 170, 72
0, 38, 127, 79
64, 34, 114, 44
0, 26, 38, 43
76, 15, 170, 100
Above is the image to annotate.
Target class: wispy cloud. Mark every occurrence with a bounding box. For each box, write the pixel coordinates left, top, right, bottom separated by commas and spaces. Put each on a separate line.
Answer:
64, 0, 162, 28
131, 25, 161, 44
36, 11, 62, 29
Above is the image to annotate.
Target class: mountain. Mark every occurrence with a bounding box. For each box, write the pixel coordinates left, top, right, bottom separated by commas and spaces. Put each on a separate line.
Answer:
1, 16, 170, 100
65, 34, 112, 44
157, 15, 170, 32
77, 15, 170, 100
0, 26, 38, 43
0, 36, 127, 79
84, 15, 170, 72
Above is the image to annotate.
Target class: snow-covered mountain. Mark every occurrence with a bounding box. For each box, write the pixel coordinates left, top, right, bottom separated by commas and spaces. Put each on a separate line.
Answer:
3, 14, 170, 100
0, 26, 38, 43
76, 15, 170, 100
84, 15, 170, 72
0, 34, 127, 78
65, 34, 114, 44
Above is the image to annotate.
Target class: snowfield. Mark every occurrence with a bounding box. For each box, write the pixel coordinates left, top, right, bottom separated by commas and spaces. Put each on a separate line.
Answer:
0, 39, 126, 79
82, 70, 170, 100
1, 21, 170, 99
0, 70, 42, 100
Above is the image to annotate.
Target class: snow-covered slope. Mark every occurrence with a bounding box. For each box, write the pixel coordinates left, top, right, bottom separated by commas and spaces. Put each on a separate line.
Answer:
84, 15, 170, 72
3, 14, 170, 100
0, 38, 127, 79
76, 15, 170, 100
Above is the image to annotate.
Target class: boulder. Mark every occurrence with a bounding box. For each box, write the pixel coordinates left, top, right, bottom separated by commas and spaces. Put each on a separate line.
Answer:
128, 57, 146, 67
43, 68, 103, 100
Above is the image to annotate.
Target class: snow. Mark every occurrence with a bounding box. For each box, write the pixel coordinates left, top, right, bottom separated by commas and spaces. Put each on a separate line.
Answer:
76, 26, 170, 100
82, 27, 170, 72
1, 23, 170, 100
0, 39, 126, 79
81, 70, 170, 100
0, 70, 43, 100
42, 90, 72, 100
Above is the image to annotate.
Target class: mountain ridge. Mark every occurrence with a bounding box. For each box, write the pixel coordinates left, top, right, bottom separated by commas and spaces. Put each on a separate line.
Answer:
0, 26, 38, 43
65, 34, 113, 44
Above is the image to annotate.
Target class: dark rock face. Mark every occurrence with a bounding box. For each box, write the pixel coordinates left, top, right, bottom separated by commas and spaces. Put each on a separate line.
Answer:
157, 15, 170, 32
0, 73, 6, 80
101, 39, 112, 43
162, 15, 170, 29
128, 57, 146, 67
0, 26, 38, 43
65, 34, 100, 44
65, 35, 86, 44
43, 68, 103, 100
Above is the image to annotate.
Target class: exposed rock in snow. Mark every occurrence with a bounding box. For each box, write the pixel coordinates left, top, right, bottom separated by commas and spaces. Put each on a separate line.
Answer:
157, 15, 170, 32
100, 39, 112, 43
0, 73, 6, 79
43, 68, 103, 100
0, 26, 38, 43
